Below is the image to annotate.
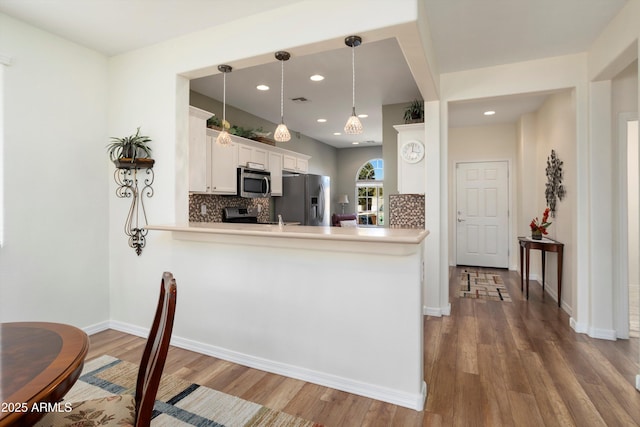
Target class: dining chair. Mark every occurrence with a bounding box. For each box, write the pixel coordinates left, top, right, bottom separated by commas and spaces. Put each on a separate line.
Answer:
36, 271, 177, 427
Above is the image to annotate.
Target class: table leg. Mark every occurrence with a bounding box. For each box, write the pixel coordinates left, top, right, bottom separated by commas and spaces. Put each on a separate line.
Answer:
525, 247, 530, 299
520, 244, 524, 292
541, 250, 546, 296
557, 247, 563, 307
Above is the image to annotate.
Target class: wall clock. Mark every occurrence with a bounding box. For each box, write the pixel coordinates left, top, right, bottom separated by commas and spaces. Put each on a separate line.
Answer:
400, 140, 425, 163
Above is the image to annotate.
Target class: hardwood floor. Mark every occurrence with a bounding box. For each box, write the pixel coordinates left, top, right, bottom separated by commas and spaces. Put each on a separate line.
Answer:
87, 267, 640, 426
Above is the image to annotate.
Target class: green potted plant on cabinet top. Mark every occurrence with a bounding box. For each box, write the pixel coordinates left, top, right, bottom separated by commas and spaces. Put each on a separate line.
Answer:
403, 99, 424, 124
107, 127, 154, 169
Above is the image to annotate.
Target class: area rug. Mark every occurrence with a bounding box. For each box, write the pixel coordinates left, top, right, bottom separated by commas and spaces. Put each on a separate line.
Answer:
61, 355, 323, 427
458, 269, 511, 302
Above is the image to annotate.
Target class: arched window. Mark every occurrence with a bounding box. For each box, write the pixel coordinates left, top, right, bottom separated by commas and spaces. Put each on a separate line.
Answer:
356, 159, 384, 226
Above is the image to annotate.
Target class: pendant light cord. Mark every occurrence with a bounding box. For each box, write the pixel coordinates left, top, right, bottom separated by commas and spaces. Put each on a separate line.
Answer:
222, 71, 227, 125
280, 59, 285, 123
351, 44, 356, 115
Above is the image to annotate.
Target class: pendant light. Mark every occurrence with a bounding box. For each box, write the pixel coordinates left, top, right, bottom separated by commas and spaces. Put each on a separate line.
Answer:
274, 51, 291, 142
344, 35, 363, 135
216, 64, 233, 146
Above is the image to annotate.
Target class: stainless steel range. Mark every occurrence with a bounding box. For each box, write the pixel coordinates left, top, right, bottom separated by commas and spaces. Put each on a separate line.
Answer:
222, 207, 258, 223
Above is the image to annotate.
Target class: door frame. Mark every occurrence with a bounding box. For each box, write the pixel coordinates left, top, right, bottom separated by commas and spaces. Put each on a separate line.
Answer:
615, 112, 638, 339
453, 159, 513, 269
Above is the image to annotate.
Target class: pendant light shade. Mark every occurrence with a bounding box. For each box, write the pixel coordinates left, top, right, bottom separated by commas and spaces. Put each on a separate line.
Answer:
344, 35, 363, 135
216, 64, 233, 146
274, 51, 291, 142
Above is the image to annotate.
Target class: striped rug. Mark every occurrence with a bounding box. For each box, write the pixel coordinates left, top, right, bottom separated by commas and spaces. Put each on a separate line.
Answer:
458, 269, 512, 302
63, 355, 322, 427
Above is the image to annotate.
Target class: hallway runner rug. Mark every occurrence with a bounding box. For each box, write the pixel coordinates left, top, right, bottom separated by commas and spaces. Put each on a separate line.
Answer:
60, 355, 323, 427
458, 269, 512, 302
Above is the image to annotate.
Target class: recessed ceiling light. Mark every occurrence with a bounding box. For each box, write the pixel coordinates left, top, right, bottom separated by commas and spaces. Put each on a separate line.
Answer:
317, 118, 327, 123
484, 110, 496, 116
333, 132, 341, 136
352, 141, 360, 145
310, 74, 324, 81
256, 84, 269, 91
357, 114, 368, 118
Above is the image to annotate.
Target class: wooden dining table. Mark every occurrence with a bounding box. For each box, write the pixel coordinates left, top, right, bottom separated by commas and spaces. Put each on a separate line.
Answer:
0, 322, 89, 426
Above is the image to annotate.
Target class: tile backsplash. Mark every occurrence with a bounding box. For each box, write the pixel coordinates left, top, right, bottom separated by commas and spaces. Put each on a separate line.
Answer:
389, 194, 425, 229
189, 194, 271, 223
190, 193, 424, 228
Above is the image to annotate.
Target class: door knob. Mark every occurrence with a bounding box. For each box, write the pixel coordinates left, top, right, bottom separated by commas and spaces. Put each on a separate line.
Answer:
457, 218, 465, 222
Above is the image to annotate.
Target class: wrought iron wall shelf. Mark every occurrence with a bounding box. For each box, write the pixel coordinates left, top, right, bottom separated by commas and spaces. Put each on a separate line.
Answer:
113, 159, 155, 255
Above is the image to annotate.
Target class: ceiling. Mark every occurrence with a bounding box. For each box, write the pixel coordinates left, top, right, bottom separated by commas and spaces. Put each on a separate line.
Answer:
190, 37, 420, 148
0, 0, 629, 147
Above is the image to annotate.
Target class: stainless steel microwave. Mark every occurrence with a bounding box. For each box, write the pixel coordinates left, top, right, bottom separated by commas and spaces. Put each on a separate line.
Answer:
237, 167, 271, 198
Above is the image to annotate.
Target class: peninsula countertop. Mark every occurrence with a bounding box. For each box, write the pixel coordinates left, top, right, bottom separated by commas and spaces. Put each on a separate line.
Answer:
147, 222, 429, 254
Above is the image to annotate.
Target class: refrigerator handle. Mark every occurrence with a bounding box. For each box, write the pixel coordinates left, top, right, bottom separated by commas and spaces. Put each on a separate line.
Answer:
318, 184, 325, 221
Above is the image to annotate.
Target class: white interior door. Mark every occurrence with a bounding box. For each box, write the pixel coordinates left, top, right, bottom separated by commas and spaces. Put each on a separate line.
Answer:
456, 161, 509, 268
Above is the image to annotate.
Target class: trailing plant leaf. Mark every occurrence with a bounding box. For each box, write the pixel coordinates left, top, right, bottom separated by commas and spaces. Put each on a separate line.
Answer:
106, 127, 152, 162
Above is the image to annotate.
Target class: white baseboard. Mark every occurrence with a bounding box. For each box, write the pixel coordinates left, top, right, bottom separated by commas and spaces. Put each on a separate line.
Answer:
423, 303, 451, 317
570, 318, 617, 341
570, 317, 587, 334
82, 320, 110, 336
588, 327, 617, 341
108, 320, 150, 338
106, 321, 426, 411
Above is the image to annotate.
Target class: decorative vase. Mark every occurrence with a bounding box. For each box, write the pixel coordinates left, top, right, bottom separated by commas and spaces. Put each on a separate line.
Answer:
531, 230, 542, 240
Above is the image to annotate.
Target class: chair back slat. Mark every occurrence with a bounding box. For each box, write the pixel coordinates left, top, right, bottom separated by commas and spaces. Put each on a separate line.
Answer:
134, 272, 177, 426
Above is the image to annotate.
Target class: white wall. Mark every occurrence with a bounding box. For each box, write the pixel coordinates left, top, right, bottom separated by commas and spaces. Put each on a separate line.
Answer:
99, 0, 438, 407
533, 90, 577, 311
628, 122, 639, 288
447, 123, 517, 267
102, 0, 436, 407
0, 13, 110, 327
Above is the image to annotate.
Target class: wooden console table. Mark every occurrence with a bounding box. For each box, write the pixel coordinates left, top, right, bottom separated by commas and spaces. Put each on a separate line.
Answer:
518, 236, 564, 307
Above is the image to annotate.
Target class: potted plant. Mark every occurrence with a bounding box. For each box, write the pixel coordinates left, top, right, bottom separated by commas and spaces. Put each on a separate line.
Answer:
403, 99, 424, 124
529, 207, 552, 240
206, 115, 222, 130
107, 127, 154, 169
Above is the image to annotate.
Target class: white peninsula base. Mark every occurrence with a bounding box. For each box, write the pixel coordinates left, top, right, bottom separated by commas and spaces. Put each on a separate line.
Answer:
147, 223, 428, 410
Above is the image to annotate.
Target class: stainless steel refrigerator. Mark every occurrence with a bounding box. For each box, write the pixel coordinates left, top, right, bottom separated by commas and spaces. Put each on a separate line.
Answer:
274, 174, 330, 226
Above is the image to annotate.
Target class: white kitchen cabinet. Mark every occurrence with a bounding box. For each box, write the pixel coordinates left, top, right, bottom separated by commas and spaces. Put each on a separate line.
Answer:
189, 107, 213, 193
210, 135, 238, 194
189, 108, 238, 194
238, 143, 268, 169
268, 152, 283, 196
190, 114, 312, 196
394, 123, 425, 194
283, 153, 309, 173
296, 157, 309, 173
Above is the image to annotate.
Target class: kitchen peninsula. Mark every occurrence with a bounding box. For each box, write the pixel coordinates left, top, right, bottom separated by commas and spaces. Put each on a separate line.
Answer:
147, 222, 428, 410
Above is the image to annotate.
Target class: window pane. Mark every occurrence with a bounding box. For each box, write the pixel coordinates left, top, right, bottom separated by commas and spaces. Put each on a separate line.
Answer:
356, 159, 384, 227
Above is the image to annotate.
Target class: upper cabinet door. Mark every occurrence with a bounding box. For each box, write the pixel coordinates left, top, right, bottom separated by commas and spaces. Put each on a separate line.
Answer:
189, 107, 213, 193
210, 136, 238, 194
283, 154, 309, 173
269, 152, 283, 196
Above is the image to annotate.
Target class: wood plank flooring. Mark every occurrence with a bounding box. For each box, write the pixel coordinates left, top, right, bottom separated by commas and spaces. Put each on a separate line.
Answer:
86, 267, 640, 426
